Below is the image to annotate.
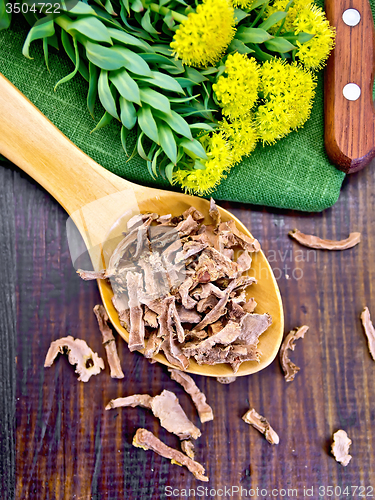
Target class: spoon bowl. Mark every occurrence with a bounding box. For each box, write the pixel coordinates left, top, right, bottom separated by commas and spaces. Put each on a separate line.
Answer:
0, 73, 283, 376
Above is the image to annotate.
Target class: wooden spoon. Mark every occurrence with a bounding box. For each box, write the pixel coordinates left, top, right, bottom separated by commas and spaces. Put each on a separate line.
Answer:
324, 0, 375, 173
0, 73, 283, 377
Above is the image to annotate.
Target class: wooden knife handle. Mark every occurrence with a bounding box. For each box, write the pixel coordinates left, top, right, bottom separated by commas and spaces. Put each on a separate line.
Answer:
324, 0, 375, 174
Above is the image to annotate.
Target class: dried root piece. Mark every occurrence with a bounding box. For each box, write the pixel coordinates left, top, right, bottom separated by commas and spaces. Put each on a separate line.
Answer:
360, 307, 375, 360
279, 325, 309, 382
44, 336, 104, 382
168, 369, 214, 423
216, 376, 236, 384
93, 305, 124, 379
105, 394, 153, 410
242, 408, 279, 445
289, 229, 361, 250
331, 430, 352, 466
151, 390, 201, 440
181, 440, 195, 460
133, 428, 209, 481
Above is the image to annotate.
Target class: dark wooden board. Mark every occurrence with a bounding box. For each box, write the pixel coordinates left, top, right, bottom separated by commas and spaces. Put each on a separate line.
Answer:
1, 160, 375, 499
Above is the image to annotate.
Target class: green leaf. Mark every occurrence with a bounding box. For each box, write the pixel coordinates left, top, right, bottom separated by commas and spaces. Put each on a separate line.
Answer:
22, 17, 55, 59
248, 0, 268, 10
85, 42, 152, 76
158, 123, 177, 164
233, 8, 249, 24
282, 31, 315, 44
120, 97, 137, 129
139, 53, 178, 66
87, 62, 98, 119
120, 0, 130, 15
141, 9, 159, 34
121, 126, 130, 155
139, 88, 171, 115
152, 45, 173, 56
103, 0, 117, 15
54, 36, 80, 91
64, 2, 98, 16
165, 162, 175, 184
61, 30, 89, 82
137, 132, 150, 161
189, 123, 215, 131
175, 77, 196, 89
91, 111, 113, 133
98, 70, 119, 119
258, 12, 287, 31
179, 138, 208, 160
228, 39, 255, 54
264, 37, 296, 53
0, 1, 11, 30
236, 27, 272, 44
107, 27, 152, 51
151, 147, 162, 177
110, 68, 140, 104
248, 43, 273, 61
154, 109, 192, 140
185, 67, 207, 84
169, 94, 199, 103
112, 46, 152, 76
42, 38, 49, 72
138, 105, 159, 143
55, 14, 112, 44
130, 0, 144, 12
138, 71, 184, 94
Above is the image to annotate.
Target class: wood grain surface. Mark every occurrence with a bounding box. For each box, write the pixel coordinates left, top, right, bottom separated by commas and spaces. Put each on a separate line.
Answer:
1, 158, 375, 499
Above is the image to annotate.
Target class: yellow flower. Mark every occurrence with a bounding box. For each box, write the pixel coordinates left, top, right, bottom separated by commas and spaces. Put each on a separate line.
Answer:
213, 53, 259, 119
264, 0, 312, 34
220, 117, 258, 163
170, 0, 236, 68
232, 0, 254, 8
293, 5, 335, 69
264, 1, 335, 69
254, 59, 316, 144
173, 132, 233, 195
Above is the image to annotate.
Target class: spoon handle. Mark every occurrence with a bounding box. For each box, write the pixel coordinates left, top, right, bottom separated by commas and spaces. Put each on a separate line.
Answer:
0, 73, 141, 215
324, 0, 375, 173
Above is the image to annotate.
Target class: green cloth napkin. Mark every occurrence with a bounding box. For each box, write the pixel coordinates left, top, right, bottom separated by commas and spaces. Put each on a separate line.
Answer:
0, 4, 372, 211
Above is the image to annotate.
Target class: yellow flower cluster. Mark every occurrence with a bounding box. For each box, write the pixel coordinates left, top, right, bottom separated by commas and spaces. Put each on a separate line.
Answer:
213, 53, 259, 119
220, 117, 258, 164
170, 0, 236, 68
255, 59, 316, 144
264, 0, 335, 70
173, 132, 233, 195
293, 5, 335, 69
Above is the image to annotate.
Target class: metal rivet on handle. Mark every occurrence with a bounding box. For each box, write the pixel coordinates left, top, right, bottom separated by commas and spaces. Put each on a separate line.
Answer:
342, 8, 361, 26
343, 83, 361, 101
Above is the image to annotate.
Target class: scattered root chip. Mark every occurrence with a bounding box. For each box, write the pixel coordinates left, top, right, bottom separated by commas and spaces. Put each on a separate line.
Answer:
93, 304, 124, 379
289, 229, 361, 250
44, 336, 104, 382
133, 428, 208, 481
106, 390, 201, 440
168, 369, 213, 423
105, 394, 153, 410
181, 440, 195, 460
331, 430, 352, 466
216, 376, 236, 384
242, 408, 279, 445
360, 307, 375, 360
279, 325, 309, 382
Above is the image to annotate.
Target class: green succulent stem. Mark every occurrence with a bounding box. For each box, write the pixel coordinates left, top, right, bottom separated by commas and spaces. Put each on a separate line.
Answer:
146, 2, 187, 23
